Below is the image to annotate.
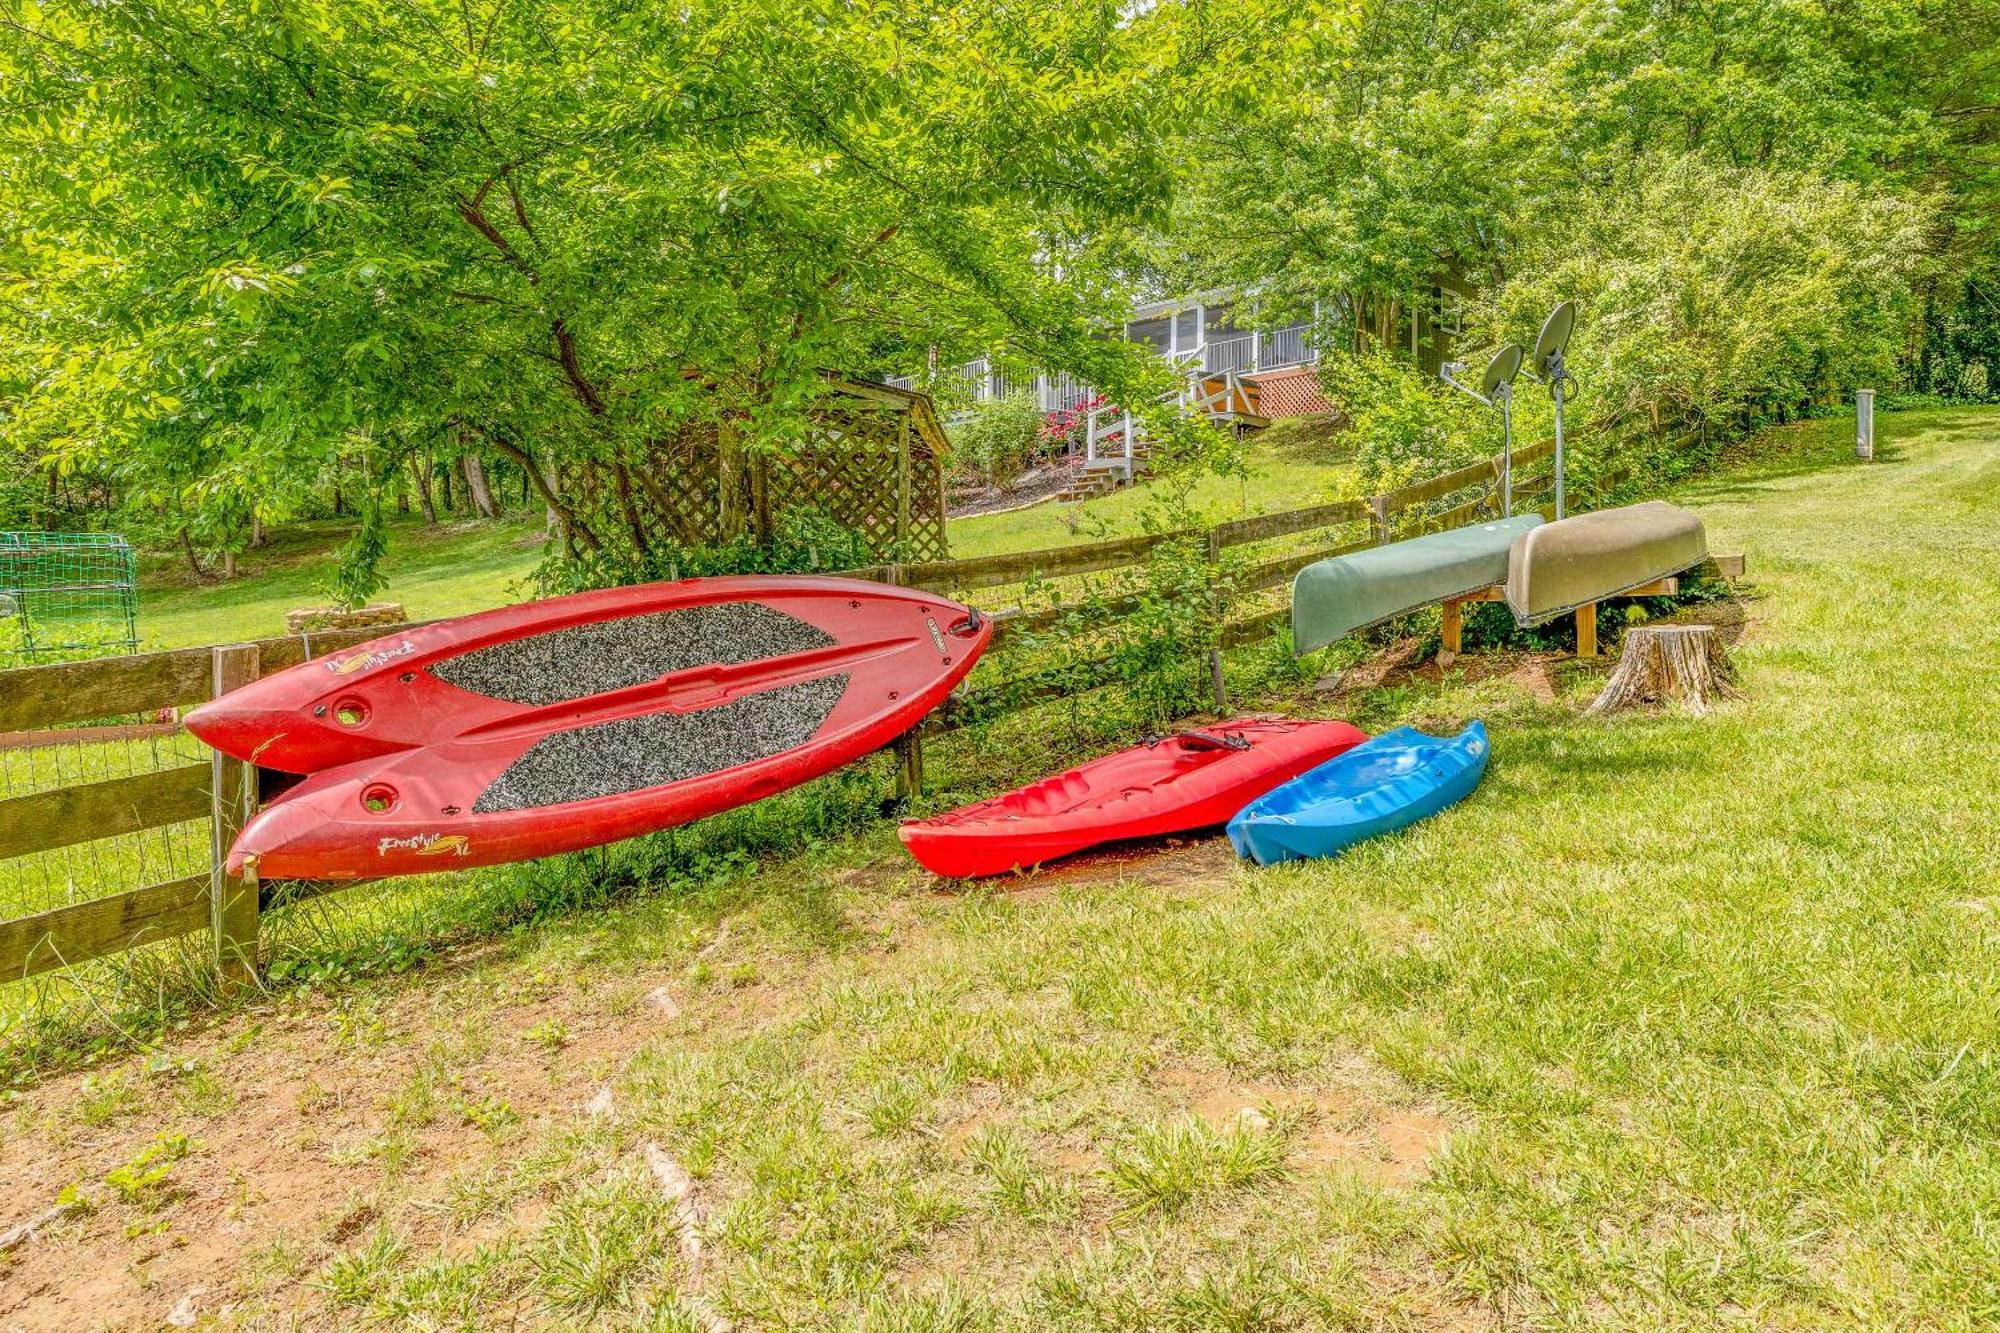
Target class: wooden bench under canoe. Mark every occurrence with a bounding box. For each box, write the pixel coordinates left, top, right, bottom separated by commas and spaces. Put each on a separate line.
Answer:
1290, 514, 1544, 655
1503, 501, 1709, 627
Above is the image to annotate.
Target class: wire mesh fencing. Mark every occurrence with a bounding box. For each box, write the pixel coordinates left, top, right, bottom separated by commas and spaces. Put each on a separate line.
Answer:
0, 530, 140, 662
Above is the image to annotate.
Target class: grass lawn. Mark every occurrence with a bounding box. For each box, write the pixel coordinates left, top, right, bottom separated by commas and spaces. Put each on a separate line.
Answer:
948, 426, 1353, 560
129, 421, 1353, 648
2, 407, 1996, 1328
135, 512, 550, 650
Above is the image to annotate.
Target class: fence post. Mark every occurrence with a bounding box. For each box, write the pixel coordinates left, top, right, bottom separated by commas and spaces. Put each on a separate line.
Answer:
1368, 494, 1392, 546
209, 643, 261, 987
1855, 389, 1875, 460
1204, 529, 1227, 712
893, 729, 926, 804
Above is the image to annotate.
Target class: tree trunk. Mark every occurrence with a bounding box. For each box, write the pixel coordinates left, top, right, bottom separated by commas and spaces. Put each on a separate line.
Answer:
221, 549, 236, 580
462, 453, 499, 518
613, 462, 650, 557
250, 512, 266, 548
434, 454, 454, 513
716, 422, 744, 540
1588, 624, 1737, 717
482, 435, 602, 552
411, 455, 437, 524
177, 527, 209, 580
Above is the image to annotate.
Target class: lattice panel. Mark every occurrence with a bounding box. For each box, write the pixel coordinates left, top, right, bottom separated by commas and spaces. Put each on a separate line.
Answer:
645, 425, 724, 549
632, 393, 948, 564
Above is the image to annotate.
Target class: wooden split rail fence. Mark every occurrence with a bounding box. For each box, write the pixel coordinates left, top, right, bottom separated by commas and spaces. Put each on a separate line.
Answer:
0, 430, 1671, 987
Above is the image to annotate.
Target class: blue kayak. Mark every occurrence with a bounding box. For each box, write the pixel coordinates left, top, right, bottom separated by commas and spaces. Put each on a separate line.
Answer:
1227, 722, 1489, 865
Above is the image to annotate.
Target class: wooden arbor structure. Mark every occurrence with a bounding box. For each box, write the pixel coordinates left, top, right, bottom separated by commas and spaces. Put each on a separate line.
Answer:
646, 377, 952, 563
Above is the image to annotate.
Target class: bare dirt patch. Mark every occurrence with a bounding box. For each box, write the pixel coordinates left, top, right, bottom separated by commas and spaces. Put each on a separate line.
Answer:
0, 953, 699, 1331
918, 834, 1240, 903
1164, 1066, 1455, 1188
946, 462, 1080, 518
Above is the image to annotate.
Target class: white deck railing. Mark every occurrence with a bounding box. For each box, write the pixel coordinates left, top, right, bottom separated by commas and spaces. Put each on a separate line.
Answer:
925, 320, 1314, 423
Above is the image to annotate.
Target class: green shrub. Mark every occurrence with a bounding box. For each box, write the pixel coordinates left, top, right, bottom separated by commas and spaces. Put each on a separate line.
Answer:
1485, 154, 1932, 449
1317, 349, 1487, 492
536, 506, 883, 595
945, 391, 1047, 486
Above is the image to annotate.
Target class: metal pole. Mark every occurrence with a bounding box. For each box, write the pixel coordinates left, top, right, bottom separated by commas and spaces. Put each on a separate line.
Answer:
1498, 383, 1514, 518
1550, 351, 1567, 519
1855, 388, 1875, 460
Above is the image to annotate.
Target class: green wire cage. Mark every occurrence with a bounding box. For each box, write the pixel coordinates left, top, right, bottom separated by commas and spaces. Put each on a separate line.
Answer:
0, 531, 140, 663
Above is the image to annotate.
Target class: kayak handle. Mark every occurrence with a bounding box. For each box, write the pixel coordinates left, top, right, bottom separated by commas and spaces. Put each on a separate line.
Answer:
1178, 730, 1252, 752
947, 607, 985, 637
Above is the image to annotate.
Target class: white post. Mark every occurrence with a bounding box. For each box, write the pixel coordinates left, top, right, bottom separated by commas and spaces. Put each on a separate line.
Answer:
1856, 389, 1875, 460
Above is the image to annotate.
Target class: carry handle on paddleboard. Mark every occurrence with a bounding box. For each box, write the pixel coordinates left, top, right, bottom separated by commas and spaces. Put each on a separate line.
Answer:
1154, 729, 1253, 752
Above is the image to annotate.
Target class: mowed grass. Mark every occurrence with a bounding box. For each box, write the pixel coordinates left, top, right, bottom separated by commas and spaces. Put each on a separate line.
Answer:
128, 423, 1353, 648
948, 426, 1354, 559
2, 408, 1996, 1329
135, 511, 549, 649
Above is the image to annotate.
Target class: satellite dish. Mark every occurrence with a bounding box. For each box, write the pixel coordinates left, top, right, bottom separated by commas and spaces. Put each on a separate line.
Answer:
1480, 344, 1524, 399
1532, 301, 1576, 379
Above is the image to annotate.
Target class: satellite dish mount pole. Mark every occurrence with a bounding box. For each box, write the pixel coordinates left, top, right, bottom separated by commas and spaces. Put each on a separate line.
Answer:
1442, 342, 1525, 521
1529, 301, 1578, 521
1548, 347, 1568, 519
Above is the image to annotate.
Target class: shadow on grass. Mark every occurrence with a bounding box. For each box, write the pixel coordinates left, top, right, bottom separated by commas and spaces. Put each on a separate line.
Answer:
0, 754, 897, 1078
1675, 406, 2000, 500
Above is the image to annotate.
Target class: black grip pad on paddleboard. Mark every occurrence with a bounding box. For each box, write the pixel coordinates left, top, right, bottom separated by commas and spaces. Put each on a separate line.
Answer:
431, 603, 836, 707
471, 672, 850, 813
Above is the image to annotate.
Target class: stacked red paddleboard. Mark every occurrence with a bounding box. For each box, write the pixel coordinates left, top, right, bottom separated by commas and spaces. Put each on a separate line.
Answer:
898, 718, 1368, 878
187, 576, 991, 879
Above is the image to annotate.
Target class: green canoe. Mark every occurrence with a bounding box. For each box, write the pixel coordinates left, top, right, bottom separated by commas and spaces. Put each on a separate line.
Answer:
1291, 514, 1545, 655
1503, 501, 1708, 626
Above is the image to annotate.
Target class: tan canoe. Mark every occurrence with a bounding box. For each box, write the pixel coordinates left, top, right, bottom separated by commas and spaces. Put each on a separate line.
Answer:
1504, 501, 1708, 626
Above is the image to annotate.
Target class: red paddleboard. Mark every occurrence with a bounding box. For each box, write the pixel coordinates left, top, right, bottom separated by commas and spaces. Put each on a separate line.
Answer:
189, 576, 986, 774
897, 718, 1367, 878
192, 576, 991, 879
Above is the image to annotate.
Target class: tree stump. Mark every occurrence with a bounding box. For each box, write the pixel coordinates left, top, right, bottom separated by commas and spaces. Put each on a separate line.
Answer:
1587, 624, 1737, 717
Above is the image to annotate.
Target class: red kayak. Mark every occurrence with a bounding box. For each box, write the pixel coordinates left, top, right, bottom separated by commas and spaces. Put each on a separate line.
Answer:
195, 576, 991, 879
897, 718, 1367, 878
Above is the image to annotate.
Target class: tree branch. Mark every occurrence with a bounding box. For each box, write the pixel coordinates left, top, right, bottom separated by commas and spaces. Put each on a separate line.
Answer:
475, 426, 603, 551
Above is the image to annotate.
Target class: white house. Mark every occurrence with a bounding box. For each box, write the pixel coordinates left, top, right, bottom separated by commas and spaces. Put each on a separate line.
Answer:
888, 291, 1331, 422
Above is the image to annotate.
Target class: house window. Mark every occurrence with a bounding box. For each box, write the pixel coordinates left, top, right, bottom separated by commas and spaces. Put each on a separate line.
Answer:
1174, 308, 1201, 351
1127, 316, 1171, 353
1431, 287, 1465, 336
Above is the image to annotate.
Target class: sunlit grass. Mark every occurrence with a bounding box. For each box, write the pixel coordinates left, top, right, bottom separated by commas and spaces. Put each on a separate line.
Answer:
125, 431, 1354, 649
3, 408, 1997, 1328
947, 434, 1355, 559
135, 512, 549, 650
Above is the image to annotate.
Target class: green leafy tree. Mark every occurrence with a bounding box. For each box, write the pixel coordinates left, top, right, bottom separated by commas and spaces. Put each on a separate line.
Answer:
1156, 0, 1999, 432
0, 0, 1197, 581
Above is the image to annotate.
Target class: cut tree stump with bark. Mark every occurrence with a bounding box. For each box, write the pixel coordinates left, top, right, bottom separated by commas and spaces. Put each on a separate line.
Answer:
1587, 624, 1737, 716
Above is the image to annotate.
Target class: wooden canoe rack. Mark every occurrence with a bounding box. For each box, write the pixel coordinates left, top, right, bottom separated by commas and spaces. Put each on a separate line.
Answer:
1439, 554, 1745, 661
